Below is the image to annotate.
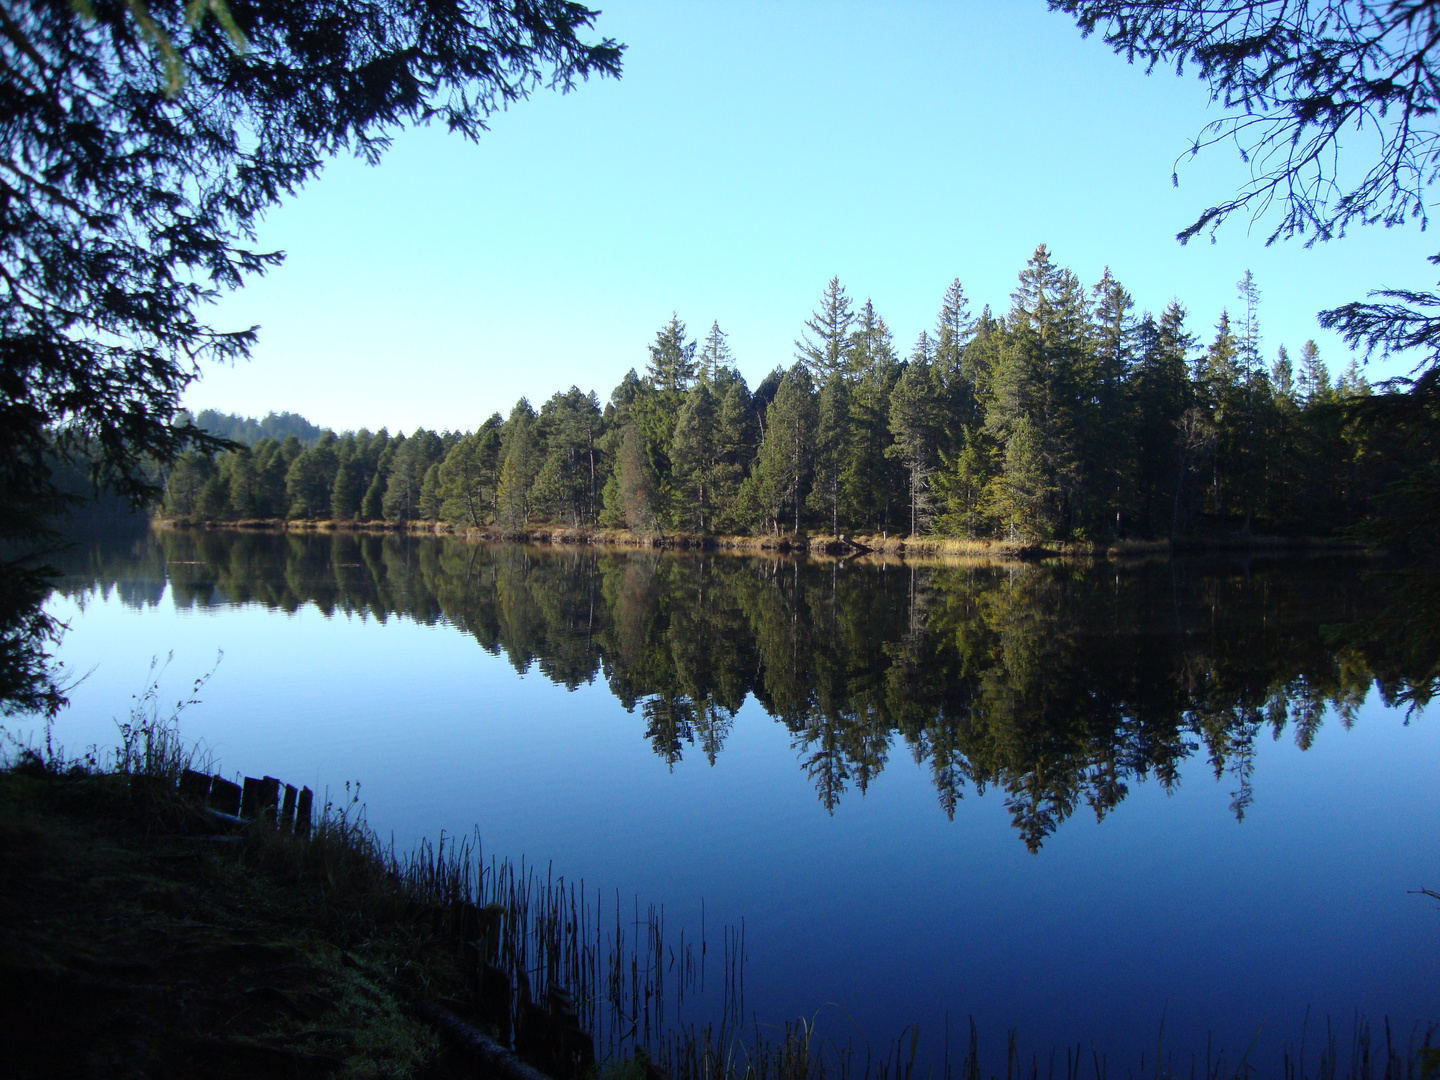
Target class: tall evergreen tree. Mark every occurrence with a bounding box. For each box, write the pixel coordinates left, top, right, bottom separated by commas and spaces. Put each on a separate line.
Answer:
888, 343, 944, 537
438, 416, 503, 527
713, 375, 759, 532
807, 373, 851, 535
843, 300, 903, 532
646, 315, 698, 394
612, 421, 659, 531
670, 381, 722, 532
795, 277, 856, 381
495, 402, 542, 528
745, 366, 816, 533
1298, 340, 1332, 406
698, 321, 735, 383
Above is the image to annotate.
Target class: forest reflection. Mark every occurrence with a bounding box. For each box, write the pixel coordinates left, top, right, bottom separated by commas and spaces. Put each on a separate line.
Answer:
58, 531, 1430, 850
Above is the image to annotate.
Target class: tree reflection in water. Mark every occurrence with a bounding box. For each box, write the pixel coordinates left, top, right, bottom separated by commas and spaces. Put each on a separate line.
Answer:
57, 532, 1433, 851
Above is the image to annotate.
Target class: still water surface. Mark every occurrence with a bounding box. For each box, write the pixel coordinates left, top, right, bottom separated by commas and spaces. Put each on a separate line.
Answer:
28, 530, 1440, 1071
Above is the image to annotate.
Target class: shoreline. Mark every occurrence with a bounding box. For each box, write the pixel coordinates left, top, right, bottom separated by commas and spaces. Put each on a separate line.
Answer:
148, 518, 1375, 561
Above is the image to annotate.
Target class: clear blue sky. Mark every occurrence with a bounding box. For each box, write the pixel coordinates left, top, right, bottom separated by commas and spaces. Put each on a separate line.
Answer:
192, 0, 1438, 434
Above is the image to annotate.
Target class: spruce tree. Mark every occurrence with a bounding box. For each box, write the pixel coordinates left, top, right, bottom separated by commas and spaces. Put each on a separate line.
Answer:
887, 346, 943, 536
613, 422, 659, 531
1298, 340, 1332, 405
807, 373, 851, 535
795, 277, 855, 381
671, 382, 721, 532
646, 315, 698, 394
495, 402, 542, 528
932, 278, 977, 451
713, 376, 759, 532
1129, 301, 1196, 536
698, 321, 735, 383
746, 366, 817, 533
842, 300, 903, 532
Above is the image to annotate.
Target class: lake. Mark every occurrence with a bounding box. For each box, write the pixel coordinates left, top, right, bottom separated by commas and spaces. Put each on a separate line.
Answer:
24, 528, 1440, 1075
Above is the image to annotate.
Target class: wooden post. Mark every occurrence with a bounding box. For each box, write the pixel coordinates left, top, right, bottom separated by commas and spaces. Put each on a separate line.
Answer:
240, 777, 261, 818
258, 776, 281, 823
241, 776, 281, 823
294, 787, 313, 838
279, 784, 298, 832
179, 769, 212, 802
209, 776, 242, 816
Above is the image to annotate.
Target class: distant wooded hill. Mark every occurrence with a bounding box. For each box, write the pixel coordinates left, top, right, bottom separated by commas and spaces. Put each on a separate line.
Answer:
190, 410, 323, 447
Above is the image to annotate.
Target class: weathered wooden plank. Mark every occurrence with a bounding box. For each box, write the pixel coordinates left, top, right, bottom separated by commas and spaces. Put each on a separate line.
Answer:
279, 784, 298, 831
295, 787, 313, 838
209, 776, 242, 816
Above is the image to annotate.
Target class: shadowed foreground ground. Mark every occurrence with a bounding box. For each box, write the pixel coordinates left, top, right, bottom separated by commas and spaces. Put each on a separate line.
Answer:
0, 767, 487, 1080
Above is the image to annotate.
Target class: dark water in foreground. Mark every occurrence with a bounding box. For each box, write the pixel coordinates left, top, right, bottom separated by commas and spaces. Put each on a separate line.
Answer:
26, 530, 1440, 1071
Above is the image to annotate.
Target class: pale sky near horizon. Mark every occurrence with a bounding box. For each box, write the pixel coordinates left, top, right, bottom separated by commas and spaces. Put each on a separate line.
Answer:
189, 0, 1440, 435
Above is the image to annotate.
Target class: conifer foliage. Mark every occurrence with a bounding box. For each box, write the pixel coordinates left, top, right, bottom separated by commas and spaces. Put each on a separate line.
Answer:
169, 252, 1403, 546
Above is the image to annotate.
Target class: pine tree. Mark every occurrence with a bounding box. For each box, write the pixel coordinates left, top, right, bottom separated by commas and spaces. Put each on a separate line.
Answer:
1087, 267, 1138, 536
330, 455, 363, 520
226, 447, 259, 518
534, 387, 603, 525
284, 433, 339, 519
795, 277, 855, 381
418, 462, 443, 519
984, 246, 1089, 539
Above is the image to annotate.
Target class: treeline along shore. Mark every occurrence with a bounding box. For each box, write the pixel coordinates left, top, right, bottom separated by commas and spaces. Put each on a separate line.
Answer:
163, 248, 1397, 547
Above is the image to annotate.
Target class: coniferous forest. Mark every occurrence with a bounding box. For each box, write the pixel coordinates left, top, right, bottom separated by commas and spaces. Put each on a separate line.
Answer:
164, 247, 1398, 543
